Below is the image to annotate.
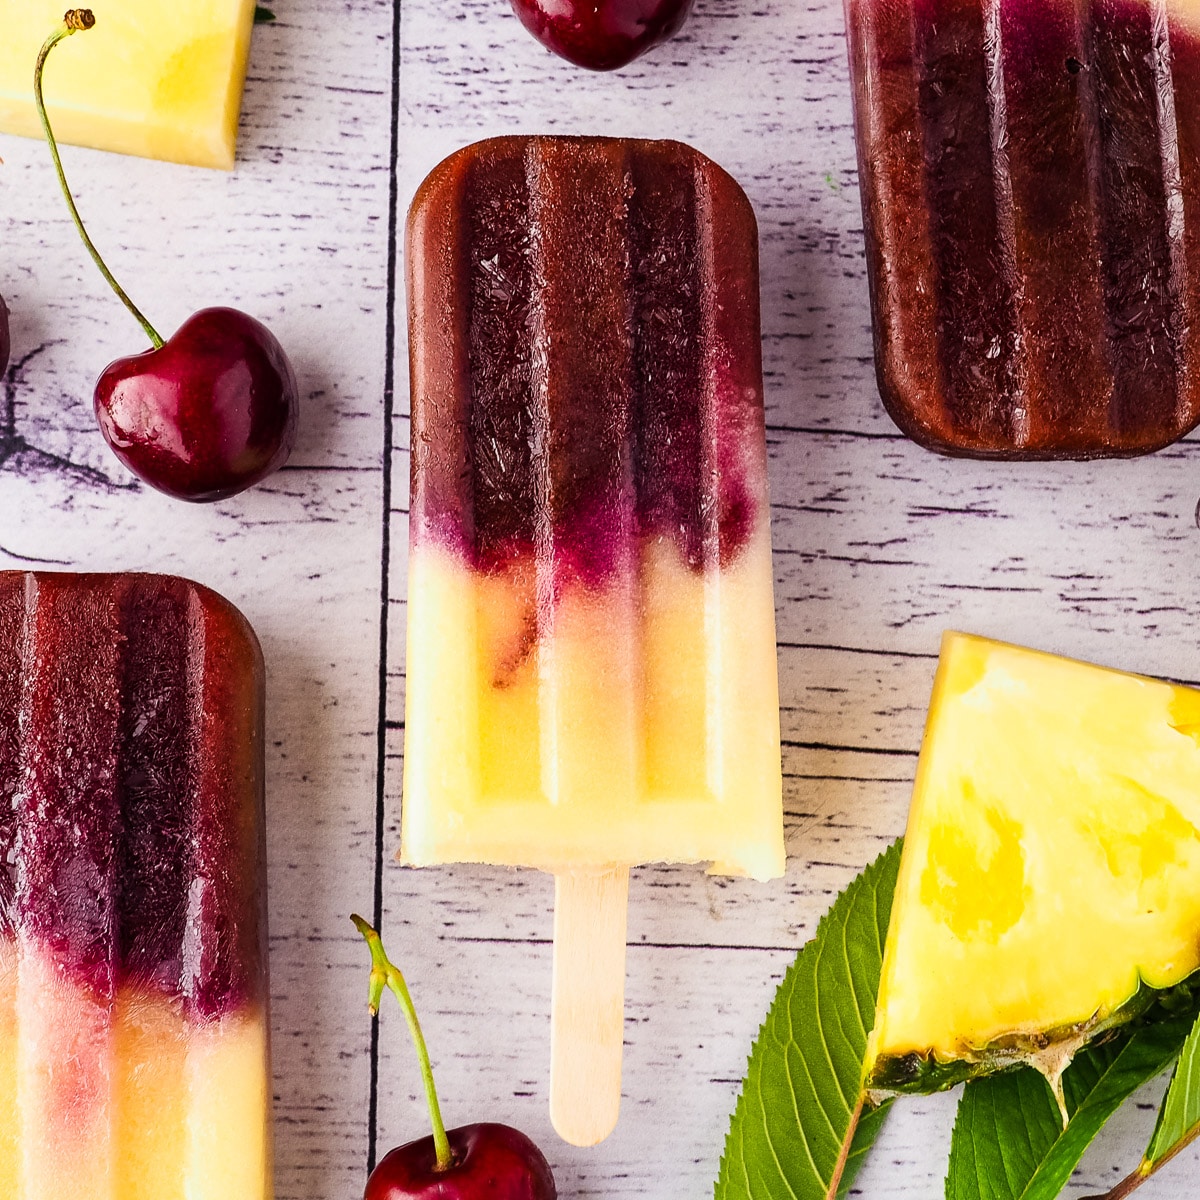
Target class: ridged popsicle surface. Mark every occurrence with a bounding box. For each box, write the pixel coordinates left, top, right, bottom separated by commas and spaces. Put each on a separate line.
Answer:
847, 0, 1200, 457
404, 136, 783, 879
0, 572, 270, 1200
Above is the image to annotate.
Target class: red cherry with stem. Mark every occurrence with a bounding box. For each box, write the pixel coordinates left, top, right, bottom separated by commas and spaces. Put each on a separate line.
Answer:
351, 915, 557, 1200
34, 11, 298, 502
508, 0, 695, 71
94, 308, 297, 502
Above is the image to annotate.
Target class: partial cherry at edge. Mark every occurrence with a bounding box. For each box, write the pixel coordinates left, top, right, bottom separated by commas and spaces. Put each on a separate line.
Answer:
0, 295, 9, 377
508, 0, 695, 70
94, 307, 299, 503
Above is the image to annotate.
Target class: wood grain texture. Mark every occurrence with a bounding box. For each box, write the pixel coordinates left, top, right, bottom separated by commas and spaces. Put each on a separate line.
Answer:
1, 0, 1199, 1195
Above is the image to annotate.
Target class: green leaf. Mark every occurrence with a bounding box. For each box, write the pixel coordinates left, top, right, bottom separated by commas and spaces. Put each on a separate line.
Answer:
1144, 1003, 1200, 1169
254, 5, 276, 22
946, 1013, 1194, 1200
715, 840, 902, 1200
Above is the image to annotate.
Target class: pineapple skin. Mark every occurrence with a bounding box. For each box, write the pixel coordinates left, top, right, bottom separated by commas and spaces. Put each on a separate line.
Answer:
0, 0, 257, 170
866, 632, 1200, 1094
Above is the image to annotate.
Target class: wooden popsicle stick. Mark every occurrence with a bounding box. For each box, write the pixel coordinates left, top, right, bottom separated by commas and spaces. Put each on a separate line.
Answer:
550, 866, 630, 1147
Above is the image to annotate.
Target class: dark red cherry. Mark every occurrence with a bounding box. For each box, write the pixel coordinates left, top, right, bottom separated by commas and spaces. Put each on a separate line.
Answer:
94, 307, 298, 502
33, 14, 298, 502
508, 0, 695, 70
351, 919, 557, 1200
0, 294, 10, 377
365, 1123, 556, 1200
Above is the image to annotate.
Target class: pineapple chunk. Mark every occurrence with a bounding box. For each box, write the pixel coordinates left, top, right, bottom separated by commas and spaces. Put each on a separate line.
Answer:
0, 0, 256, 169
867, 632, 1200, 1095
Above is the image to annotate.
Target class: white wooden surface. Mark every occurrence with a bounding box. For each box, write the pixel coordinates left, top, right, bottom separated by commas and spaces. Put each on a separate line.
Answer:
2, 0, 1200, 1195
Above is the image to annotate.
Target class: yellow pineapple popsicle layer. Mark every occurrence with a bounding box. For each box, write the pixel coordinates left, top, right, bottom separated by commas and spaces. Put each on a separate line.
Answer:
0, 0, 256, 169
0, 573, 271, 1197
869, 632, 1200, 1083
402, 136, 784, 881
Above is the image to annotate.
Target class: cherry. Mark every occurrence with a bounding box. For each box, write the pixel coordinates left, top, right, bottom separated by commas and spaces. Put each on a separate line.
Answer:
351, 916, 557, 1200
35, 10, 298, 501
366, 1125, 556, 1200
508, 0, 695, 70
95, 308, 297, 502
0, 295, 9, 378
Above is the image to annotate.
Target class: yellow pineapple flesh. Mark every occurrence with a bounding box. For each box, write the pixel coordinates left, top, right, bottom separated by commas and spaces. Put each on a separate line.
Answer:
867, 632, 1200, 1095
0, 0, 256, 169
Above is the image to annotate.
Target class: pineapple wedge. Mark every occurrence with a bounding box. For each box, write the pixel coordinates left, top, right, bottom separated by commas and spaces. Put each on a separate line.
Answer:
866, 632, 1200, 1101
0, 0, 256, 169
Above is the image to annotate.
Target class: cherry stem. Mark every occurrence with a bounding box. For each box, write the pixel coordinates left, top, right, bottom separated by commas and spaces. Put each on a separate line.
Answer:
351, 914, 454, 1172
34, 11, 164, 350
1084, 1133, 1200, 1200
825, 1093, 864, 1200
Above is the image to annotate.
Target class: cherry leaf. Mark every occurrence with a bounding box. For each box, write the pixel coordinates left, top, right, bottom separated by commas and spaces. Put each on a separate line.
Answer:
945, 1013, 1192, 1200
715, 841, 901, 1200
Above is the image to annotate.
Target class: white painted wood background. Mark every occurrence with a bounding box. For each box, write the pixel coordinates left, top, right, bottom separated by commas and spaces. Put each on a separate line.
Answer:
2, 0, 1199, 1195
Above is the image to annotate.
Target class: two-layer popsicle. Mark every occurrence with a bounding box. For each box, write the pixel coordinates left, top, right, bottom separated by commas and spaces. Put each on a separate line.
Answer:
403, 135, 784, 1144
0, 571, 271, 1198
846, 0, 1200, 457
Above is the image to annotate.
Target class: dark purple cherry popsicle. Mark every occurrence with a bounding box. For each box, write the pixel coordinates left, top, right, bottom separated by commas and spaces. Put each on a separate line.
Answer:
0, 571, 270, 1191
353, 917, 557, 1200
35, 11, 297, 500
845, 0, 1200, 457
509, 0, 694, 70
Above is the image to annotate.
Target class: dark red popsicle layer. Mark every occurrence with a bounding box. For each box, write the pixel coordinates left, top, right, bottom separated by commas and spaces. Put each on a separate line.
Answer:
847, 0, 1200, 457
407, 136, 766, 587
0, 572, 266, 1020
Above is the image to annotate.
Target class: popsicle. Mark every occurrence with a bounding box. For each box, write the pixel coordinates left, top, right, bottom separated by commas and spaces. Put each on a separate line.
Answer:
845, 0, 1200, 457
403, 135, 784, 1145
0, 0, 257, 169
0, 571, 271, 1198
